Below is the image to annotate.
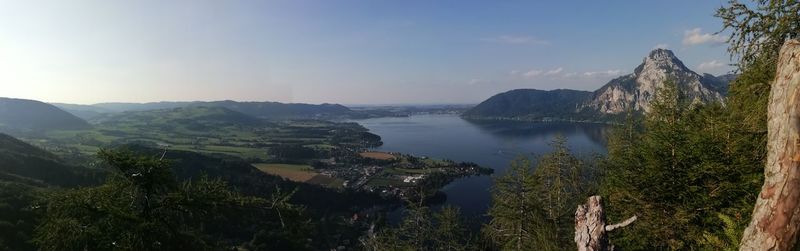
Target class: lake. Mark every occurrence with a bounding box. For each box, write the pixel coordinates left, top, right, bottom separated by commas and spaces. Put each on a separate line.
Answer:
354, 114, 610, 220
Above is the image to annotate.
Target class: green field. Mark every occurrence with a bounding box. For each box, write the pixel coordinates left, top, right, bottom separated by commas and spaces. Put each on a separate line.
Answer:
25, 107, 380, 163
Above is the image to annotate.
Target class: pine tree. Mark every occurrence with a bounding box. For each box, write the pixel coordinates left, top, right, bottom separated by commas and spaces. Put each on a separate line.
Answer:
532, 135, 585, 246
483, 157, 556, 251
34, 149, 310, 250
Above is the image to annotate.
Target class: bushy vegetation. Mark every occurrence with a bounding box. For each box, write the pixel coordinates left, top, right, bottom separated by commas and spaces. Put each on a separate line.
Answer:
34, 149, 311, 250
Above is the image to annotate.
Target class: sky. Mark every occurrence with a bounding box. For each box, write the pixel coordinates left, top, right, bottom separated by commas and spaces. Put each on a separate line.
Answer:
0, 0, 735, 105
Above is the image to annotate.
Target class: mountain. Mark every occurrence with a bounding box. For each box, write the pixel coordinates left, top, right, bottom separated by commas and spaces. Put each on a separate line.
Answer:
589, 49, 726, 114
464, 49, 735, 121
0, 97, 91, 132
51, 103, 115, 120
56, 100, 358, 120
462, 89, 593, 121
0, 133, 100, 186
200, 100, 355, 119
90, 106, 264, 129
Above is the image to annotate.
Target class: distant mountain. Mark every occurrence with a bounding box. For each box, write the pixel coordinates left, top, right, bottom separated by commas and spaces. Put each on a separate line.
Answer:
462, 89, 593, 121
51, 103, 115, 120
464, 49, 735, 121
0, 97, 91, 132
90, 106, 264, 128
0, 133, 100, 186
201, 100, 354, 119
56, 100, 358, 120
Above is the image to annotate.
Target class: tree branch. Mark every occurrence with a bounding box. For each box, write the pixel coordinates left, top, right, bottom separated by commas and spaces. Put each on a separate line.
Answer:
604, 215, 637, 232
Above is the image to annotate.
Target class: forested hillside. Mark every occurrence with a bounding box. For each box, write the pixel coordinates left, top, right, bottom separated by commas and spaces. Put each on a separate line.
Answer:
0, 98, 91, 132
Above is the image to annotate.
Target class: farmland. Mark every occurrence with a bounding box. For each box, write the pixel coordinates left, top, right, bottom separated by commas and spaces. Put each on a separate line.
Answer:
253, 163, 317, 182
26, 107, 382, 162
17, 106, 490, 200
358, 151, 396, 160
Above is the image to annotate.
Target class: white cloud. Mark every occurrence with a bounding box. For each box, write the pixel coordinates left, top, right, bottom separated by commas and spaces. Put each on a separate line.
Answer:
682, 28, 726, 46
516, 67, 621, 79
653, 43, 669, 49
697, 60, 726, 72
510, 66, 627, 82
543, 67, 563, 76
482, 35, 550, 45
523, 69, 543, 77
583, 70, 622, 77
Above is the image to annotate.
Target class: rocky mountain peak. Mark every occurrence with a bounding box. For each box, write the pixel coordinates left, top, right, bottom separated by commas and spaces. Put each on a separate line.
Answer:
589, 49, 725, 114
634, 49, 691, 76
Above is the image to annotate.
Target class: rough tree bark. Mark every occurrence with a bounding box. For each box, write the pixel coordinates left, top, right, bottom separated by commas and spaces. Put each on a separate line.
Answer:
740, 39, 800, 250
574, 196, 637, 251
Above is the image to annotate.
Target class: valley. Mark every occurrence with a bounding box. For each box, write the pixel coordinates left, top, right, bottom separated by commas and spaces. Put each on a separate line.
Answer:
6, 103, 490, 200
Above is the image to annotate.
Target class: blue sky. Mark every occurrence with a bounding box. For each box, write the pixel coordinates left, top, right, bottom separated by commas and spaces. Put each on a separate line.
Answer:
0, 0, 734, 105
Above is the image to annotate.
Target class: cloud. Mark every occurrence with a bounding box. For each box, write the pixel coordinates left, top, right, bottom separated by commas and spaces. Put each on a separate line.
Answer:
543, 67, 563, 76
682, 28, 726, 46
515, 67, 622, 79
563, 72, 578, 78
482, 35, 549, 45
523, 69, 543, 77
697, 60, 726, 72
583, 70, 622, 77
653, 43, 669, 49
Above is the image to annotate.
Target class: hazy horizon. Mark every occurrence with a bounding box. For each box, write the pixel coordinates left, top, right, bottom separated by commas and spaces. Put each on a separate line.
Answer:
1, 0, 733, 105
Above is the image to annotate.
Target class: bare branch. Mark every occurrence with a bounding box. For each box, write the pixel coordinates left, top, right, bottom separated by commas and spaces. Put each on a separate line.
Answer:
604, 215, 637, 232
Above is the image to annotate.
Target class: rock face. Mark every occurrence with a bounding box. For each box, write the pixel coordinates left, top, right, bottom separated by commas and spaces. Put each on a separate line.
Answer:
589, 49, 726, 114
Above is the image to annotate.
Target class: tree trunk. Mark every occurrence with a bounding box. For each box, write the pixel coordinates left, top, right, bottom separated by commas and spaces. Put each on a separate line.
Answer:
740, 39, 800, 250
575, 196, 636, 251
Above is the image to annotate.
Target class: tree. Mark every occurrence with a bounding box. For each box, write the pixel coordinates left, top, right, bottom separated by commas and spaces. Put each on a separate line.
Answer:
738, 40, 800, 250
717, 0, 800, 71
483, 157, 555, 251
34, 149, 309, 250
533, 135, 587, 245
484, 137, 593, 250
362, 200, 474, 251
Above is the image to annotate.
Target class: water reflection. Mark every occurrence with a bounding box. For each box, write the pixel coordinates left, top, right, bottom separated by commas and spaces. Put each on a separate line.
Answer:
461, 118, 611, 147
354, 114, 610, 222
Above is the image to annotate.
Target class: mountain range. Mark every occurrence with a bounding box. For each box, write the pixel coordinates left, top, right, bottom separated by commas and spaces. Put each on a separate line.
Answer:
54, 100, 359, 120
463, 49, 735, 121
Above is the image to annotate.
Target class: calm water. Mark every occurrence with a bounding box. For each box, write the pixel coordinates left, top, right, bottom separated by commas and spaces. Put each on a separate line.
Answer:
354, 114, 609, 219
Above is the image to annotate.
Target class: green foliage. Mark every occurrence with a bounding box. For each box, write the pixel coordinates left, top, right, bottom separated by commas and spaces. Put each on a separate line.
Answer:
483, 139, 593, 250
533, 135, 590, 245
363, 202, 475, 251
0, 182, 43, 251
600, 81, 763, 249
716, 0, 800, 70
483, 157, 552, 251
33, 149, 310, 250
700, 213, 745, 251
